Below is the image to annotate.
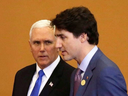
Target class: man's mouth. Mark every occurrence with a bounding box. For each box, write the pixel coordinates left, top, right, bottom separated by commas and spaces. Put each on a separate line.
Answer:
61, 50, 67, 56
39, 55, 48, 59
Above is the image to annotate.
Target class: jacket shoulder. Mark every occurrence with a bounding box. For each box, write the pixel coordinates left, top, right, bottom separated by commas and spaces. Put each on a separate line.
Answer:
15, 64, 36, 77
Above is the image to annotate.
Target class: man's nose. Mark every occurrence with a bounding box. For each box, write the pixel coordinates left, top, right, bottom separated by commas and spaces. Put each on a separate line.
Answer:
40, 43, 45, 51
56, 38, 62, 49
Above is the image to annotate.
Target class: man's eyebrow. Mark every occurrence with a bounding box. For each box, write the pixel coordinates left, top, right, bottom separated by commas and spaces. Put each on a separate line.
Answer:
33, 40, 40, 42
55, 34, 63, 37
32, 40, 40, 43
44, 39, 53, 42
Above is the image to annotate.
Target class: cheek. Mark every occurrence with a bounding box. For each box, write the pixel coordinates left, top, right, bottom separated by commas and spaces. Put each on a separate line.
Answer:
47, 47, 58, 55
46, 46, 54, 52
31, 48, 39, 55
31, 45, 38, 51
67, 42, 79, 53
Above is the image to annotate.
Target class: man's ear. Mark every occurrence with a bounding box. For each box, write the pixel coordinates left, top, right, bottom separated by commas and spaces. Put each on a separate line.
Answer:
80, 33, 88, 43
29, 40, 32, 52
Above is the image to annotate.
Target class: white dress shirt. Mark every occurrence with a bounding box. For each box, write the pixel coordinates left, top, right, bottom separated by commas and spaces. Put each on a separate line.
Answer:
27, 56, 60, 96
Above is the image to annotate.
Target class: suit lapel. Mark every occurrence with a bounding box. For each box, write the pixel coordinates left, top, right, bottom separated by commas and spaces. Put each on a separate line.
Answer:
23, 64, 36, 95
39, 59, 64, 96
70, 69, 77, 96
76, 49, 103, 96
76, 67, 93, 96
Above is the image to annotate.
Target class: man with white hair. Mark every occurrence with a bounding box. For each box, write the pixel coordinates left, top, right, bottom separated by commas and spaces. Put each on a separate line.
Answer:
12, 20, 75, 96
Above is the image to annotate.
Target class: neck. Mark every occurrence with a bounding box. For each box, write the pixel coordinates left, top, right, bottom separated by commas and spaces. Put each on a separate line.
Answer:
75, 44, 96, 64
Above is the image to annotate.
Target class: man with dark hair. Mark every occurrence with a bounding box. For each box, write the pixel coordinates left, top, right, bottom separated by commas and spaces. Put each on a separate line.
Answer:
51, 6, 128, 96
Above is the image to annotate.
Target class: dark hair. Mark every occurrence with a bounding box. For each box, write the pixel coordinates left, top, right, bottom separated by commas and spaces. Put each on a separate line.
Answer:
51, 6, 99, 45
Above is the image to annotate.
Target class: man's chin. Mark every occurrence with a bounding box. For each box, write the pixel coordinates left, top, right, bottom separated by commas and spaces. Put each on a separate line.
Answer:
38, 60, 49, 66
37, 62, 50, 69
62, 56, 73, 61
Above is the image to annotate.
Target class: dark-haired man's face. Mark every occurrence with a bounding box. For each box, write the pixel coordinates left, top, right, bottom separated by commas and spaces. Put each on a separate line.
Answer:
55, 29, 81, 61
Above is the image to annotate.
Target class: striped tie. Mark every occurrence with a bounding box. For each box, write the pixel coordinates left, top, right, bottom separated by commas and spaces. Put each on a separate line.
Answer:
74, 68, 82, 96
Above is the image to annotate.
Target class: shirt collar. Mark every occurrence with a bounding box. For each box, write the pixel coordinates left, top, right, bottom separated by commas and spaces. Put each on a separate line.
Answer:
36, 55, 60, 78
78, 46, 98, 72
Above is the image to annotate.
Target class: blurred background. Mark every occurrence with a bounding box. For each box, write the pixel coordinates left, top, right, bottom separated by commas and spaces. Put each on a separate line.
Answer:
0, 0, 128, 95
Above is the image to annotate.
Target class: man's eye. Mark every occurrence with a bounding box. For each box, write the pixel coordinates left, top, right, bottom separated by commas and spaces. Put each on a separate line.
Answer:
45, 41, 52, 45
33, 41, 40, 45
60, 36, 66, 40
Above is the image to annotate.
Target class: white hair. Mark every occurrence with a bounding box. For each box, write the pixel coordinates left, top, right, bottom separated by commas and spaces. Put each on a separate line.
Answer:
29, 19, 52, 38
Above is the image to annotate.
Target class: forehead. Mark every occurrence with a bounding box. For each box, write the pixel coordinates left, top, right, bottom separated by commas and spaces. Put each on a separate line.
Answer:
31, 27, 55, 40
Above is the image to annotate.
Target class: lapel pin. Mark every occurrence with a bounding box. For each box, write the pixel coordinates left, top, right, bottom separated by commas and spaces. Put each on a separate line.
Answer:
86, 76, 89, 79
81, 80, 86, 86
49, 82, 53, 87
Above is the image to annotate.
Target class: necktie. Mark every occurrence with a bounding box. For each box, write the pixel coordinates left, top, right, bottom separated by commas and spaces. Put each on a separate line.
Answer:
30, 70, 44, 96
74, 68, 82, 96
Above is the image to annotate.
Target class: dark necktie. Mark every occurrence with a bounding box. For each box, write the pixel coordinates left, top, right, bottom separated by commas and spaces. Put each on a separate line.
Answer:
74, 68, 82, 96
30, 70, 44, 96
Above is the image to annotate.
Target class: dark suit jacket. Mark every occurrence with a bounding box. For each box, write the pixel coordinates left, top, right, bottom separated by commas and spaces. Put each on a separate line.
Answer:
70, 49, 127, 96
12, 58, 75, 96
